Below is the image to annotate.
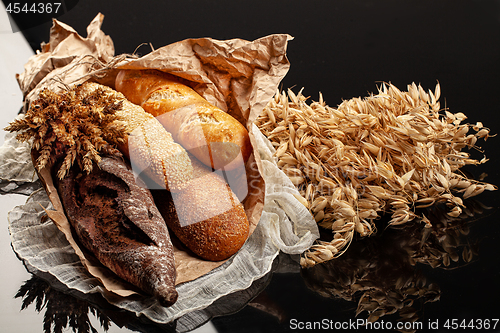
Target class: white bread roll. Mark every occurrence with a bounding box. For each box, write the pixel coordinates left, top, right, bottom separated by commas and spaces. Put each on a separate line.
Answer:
115, 69, 252, 171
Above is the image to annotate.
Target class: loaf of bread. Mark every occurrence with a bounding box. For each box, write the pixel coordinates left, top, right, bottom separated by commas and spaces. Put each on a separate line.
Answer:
53, 155, 178, 306
115, 69, 252, 171
152, 158, 250, 261
79, 82, 193, 192
83, 81, 250, 262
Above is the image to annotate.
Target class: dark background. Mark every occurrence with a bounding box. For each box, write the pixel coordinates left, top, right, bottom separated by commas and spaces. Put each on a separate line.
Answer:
8, 1, 500, 332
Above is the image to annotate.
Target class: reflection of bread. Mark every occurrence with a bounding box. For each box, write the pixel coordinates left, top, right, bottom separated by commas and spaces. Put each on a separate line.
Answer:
153, 159, 250, 262
115, 69, 252, 170
79, 82, 193, 192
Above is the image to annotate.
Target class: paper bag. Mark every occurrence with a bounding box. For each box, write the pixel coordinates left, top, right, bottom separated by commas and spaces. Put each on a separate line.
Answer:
16, 13, 292, 295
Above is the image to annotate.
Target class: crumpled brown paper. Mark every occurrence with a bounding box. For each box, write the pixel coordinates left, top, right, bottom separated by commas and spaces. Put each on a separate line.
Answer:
17, 13, 292, 297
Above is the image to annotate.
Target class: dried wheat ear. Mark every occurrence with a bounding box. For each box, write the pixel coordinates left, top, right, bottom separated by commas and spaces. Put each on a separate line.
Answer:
256, 82, 496, 267
5, 85, 127, 179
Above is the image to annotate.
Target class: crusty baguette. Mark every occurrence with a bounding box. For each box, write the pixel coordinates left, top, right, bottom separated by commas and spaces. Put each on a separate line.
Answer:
83, 81, 250, 261
152, 158, 250, 261
115, 69, 252, 171
53, 155, 178, 306
79, 82, 193, 192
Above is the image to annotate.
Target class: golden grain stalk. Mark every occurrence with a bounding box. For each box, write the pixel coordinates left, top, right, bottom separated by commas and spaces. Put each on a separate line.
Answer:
256, 82, 496, 267
5, 85, 127, 179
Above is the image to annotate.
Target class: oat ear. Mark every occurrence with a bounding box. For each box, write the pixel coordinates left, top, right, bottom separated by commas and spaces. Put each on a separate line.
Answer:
256, 83, 495, 267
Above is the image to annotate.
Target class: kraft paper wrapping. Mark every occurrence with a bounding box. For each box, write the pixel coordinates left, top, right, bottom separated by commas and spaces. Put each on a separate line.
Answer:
5, 14, 321, 325
15, 13, 292, 294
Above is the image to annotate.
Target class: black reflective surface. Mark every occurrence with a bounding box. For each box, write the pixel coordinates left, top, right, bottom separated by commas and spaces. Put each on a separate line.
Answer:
214, 198, 499, 333
13, 196, 499, 332
3, 1, 500, 332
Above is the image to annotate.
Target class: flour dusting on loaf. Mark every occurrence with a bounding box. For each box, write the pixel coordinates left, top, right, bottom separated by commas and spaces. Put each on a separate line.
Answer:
54, 155, 178, 306
79, 81, 194, 192
153, 158, 250, 261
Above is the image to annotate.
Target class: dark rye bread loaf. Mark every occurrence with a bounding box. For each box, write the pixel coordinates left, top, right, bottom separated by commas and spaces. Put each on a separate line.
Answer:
53, 155, 178, 306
